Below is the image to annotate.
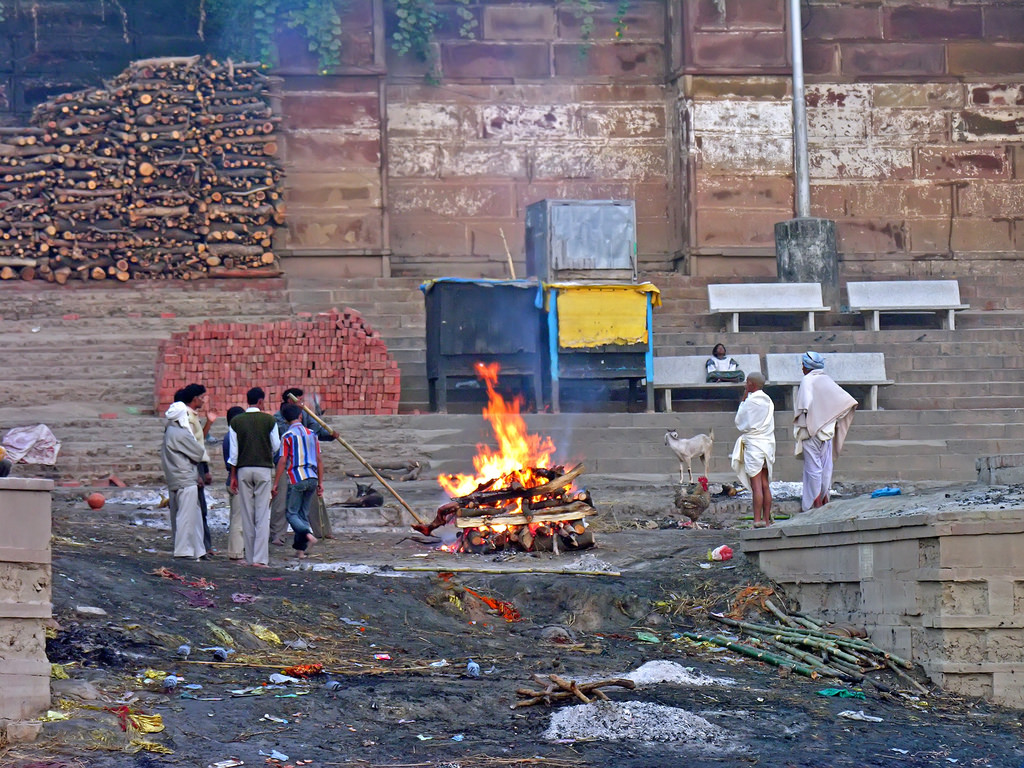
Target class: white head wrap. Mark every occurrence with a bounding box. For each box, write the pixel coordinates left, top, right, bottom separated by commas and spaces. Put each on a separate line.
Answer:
165, 401, 191, 430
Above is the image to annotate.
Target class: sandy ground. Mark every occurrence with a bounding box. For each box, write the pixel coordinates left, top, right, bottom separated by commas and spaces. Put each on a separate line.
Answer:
4, 483, 1023, 768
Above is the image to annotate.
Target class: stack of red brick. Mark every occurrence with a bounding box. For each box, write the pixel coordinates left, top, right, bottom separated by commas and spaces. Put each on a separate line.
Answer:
155, 308, 400, 415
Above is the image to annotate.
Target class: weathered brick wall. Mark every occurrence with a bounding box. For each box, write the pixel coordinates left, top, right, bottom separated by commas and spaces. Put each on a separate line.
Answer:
676, 0, 1024, 278
383, 1, 677, 277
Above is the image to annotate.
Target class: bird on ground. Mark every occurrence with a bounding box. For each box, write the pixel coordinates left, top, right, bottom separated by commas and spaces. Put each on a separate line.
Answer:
162, 674, 180, 693
324, 679, 343, 691
674, 476, 711, 522
466, 659, 481, 678
176, 644, 191, 659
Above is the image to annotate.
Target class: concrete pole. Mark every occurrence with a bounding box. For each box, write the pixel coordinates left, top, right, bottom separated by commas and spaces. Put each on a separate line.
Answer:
790, 0, 811, 218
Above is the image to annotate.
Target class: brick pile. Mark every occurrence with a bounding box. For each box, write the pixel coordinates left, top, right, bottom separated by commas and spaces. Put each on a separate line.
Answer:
155, 308, 400, 415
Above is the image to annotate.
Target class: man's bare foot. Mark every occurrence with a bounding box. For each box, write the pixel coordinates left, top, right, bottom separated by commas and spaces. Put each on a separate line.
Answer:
270, 538, 285, 546
251, 562, 268, 568
296, 551, 306, 559
306, 533, 318, 546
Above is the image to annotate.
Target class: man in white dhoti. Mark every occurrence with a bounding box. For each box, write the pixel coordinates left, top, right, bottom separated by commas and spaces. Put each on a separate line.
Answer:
161, 401, 208, 560
793, 351, 857, 513
731, 372, 776, 527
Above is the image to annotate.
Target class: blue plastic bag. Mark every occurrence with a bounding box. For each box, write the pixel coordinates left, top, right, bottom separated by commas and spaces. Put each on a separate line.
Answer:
871, 486, 901, 498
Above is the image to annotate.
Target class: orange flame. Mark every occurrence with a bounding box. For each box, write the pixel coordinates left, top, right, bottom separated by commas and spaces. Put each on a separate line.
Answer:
438, 362, 555, 499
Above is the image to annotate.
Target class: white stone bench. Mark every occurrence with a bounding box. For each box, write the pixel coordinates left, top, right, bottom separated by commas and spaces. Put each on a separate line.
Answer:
708, 282, 830, 332
847, 280, 969, 331
653, 353, 762, 412
765, 352, 893, 411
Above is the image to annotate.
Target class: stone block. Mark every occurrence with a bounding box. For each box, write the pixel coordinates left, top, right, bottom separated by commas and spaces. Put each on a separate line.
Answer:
390, 216, 468, 256
3, 719, 42, 743
556, 2, 665, 41
552, 43, 664, 79
872, 108, 947, 142
836, 220, 908, 254
992, 670, 1024, 708
696, 209, 781, 248
0, 563, 50, 609
984, 8, 1024, 42
968, 84, 1024, 107
581, 105, 666, 139
987, 579, 1015, 616
531, 142, 667, 180
951, 218, 1014, 251
440, 42, 551, 79
479, 104, 580, 141
389, 181, 516, 218
810, 183, 846, 216
283, 133, 381, 173
885, 6, 983, 41
439, 144, 527, 179
804, 6, 881, 40
387, 141, 441, 177
696, 174, 793, 211
0, 482, 51, 555
873, 83, 963, 109
483, 5, 555, 40
691, 98, 792, 135
690, 32, 788, 69
690, 0, 785, 30
387, 103, 476, 139
281, 91, 380, 131
696, 134, 792, 173
810, 147, 914, 181
904, 183, 953, 217
953, 110, 1024, 142
682, 76, 789, 100
918, 147, 1010, 179
948, 43, 1024, 76
841, 43, 945, 77
283, 171, 382, 208
803, 43, 839, 76
286, 211, 384, 250
957, 182, 1024, 218
907, 218, 952, 253
936, 671, 993, 701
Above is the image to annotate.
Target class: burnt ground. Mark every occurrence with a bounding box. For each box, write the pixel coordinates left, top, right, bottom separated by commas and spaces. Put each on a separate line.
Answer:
5, 487, 1023, 768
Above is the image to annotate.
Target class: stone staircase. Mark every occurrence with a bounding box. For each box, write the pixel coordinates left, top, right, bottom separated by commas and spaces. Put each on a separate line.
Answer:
1, 270, 1023, 488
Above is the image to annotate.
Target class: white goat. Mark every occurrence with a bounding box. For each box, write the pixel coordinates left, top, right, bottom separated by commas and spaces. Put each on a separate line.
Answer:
664, 428, 714, 483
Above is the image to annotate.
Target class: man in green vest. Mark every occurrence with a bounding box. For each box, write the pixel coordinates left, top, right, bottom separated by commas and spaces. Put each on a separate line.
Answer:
227, 387, 281, 567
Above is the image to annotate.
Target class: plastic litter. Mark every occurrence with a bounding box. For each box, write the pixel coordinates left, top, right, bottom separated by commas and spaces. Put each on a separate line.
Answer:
429, 659, 450, 668
451, 733, 465, 742
284, 639, 310, 650
268, 673, 301, 684
818, 688, 866, 699
635, 631, 661, 644
709, 545, 734, 562
838, 709, 883, 722
258, 749, 289, 761
207, 760, 244, 768
416, 734, 434, 741
871, 486, 901, 498
466, 659, 480, 678
374, 653, 392, 661
262, 713, 288, 724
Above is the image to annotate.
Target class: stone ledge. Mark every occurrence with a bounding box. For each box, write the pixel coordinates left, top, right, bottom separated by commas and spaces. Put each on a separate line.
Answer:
1, 719, 43, 744
0, 478, 54, 491
929, 661, 1024, 674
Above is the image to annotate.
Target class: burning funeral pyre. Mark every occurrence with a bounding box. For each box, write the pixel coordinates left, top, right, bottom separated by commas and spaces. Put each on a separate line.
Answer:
413, 363, 596, 554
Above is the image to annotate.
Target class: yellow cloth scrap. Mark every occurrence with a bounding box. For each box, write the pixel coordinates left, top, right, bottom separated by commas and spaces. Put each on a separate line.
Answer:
41, 710, 70, 721
249, 623, 282, 645
51, 663, 70, 679
130, 738, 173, 754
548, 283, 660, 349
142, 669, 168, 681
127, 712, 165, 734
205, 620, 235, 647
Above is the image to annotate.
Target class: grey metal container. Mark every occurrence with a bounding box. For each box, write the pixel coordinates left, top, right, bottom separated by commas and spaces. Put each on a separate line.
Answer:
525, 199, 637, 283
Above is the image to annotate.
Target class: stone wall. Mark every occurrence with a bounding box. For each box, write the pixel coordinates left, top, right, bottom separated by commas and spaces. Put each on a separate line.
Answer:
2, 0, 1023, 280
0, 478, 52, 742
742, 490, 1024, 709
674, 0, 1024, 278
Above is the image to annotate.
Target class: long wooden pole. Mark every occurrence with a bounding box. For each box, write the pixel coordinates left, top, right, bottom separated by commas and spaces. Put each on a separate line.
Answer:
286, 395, 428, 526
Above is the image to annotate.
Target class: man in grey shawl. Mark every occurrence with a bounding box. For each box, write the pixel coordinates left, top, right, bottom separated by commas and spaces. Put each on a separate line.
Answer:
793, 351, 857, 512
161, 401, 208, 559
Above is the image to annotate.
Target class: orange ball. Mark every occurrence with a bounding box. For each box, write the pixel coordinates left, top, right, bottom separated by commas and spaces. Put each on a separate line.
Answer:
86, 492, 105, 510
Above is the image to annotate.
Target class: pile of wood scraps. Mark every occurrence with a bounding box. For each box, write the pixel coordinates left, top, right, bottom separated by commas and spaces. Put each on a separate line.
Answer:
684, 607, 928, 693
0, 55, 283, 282
515, 674, 635, 708
440, 464, 597, 553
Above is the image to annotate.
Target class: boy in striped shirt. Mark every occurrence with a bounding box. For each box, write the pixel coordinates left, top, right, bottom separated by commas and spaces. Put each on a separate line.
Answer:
271, 403, 323, 558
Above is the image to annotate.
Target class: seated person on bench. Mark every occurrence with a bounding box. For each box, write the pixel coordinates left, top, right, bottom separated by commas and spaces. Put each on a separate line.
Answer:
706, 343, 744, 383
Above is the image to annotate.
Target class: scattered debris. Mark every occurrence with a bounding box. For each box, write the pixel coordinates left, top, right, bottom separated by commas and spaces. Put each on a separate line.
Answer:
515, 674, 636, 708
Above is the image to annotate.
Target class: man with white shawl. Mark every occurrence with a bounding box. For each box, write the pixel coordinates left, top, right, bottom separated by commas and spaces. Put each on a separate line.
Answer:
793, 351, 857, 512
731, 372, 776, 527
161, 401, 208, 559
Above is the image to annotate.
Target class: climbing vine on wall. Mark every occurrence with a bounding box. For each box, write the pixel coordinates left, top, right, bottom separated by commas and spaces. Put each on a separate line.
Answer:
199, 0, 345, 72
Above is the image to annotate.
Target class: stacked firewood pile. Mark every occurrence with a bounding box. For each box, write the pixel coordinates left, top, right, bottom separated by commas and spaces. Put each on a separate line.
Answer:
0, 55, 282, 283
438, 464, 597, 554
